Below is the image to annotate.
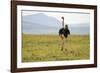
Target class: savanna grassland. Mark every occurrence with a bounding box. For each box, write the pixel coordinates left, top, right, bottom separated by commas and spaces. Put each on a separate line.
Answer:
22, 34, 90, 62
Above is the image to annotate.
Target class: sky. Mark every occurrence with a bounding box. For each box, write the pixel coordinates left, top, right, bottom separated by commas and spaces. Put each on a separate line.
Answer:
22, 10, 90, 26
21, 6, 91, 34
22, 10, 90, 35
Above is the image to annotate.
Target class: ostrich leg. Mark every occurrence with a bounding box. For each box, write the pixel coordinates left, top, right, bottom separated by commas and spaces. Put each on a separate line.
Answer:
60, 35, 65, 51
61, 38, 64, 51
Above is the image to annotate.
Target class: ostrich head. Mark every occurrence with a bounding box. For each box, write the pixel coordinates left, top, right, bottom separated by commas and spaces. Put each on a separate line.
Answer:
61, 17, 64, 19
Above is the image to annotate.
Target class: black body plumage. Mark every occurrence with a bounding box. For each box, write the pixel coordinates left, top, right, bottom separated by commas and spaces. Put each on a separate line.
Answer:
59, 28, 70, 38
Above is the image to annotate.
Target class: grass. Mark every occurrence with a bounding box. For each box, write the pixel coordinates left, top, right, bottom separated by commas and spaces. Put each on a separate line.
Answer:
22, 34, 90, 62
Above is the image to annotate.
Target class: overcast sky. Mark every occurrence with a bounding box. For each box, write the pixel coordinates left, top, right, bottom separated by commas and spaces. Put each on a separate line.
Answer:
22, 10, 90, 26
20, 5, 91, 34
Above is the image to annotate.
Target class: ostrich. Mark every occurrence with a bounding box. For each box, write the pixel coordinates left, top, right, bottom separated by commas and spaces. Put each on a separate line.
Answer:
59, 17, 70, 51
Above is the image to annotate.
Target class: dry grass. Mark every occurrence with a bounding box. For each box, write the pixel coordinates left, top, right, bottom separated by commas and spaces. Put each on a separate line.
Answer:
22, 34, 90, 62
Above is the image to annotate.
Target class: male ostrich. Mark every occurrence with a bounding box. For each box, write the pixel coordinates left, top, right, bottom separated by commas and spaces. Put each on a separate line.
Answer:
59, 17, 70, 51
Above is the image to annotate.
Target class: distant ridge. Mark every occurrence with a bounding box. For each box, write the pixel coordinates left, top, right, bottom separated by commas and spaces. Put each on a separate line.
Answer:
22, 13, 90, 35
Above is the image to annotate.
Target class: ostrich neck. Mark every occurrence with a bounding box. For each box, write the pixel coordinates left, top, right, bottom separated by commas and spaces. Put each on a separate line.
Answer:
62, 19, 64, 28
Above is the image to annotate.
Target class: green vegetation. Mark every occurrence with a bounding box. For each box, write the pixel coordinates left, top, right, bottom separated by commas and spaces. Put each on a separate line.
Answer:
22, 34, 90, 62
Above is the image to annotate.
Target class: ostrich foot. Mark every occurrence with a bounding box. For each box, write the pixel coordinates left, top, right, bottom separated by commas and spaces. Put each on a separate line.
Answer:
61, 48, 64, 51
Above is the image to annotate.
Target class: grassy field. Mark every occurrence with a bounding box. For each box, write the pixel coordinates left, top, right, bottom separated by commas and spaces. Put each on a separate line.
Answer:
22, 34, 90, 62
